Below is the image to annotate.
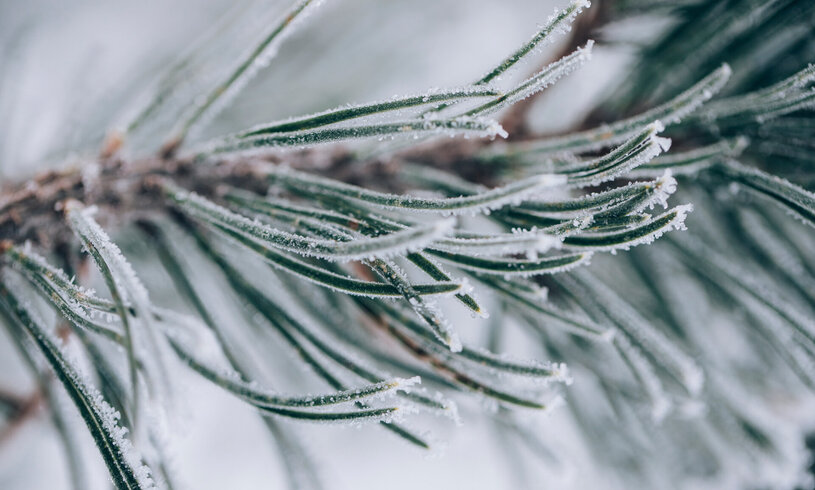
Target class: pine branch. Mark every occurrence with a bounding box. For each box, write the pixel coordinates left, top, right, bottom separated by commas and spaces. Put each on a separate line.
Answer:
1, 0, 815, 488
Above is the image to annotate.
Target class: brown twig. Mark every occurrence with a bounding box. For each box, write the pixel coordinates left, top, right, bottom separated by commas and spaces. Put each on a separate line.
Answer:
0, 388, 44, 447
0, 129, 505, 251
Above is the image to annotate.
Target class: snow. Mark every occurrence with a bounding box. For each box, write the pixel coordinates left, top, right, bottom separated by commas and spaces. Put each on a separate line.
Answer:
4, 0, 815, 489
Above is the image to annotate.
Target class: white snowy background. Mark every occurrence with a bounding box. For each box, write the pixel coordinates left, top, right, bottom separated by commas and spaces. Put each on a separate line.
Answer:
2, 1, 812, 489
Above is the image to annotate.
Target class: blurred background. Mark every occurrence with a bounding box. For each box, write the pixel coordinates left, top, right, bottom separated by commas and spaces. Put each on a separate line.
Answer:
0, 0, 624, 177
2, 1, 814, 489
